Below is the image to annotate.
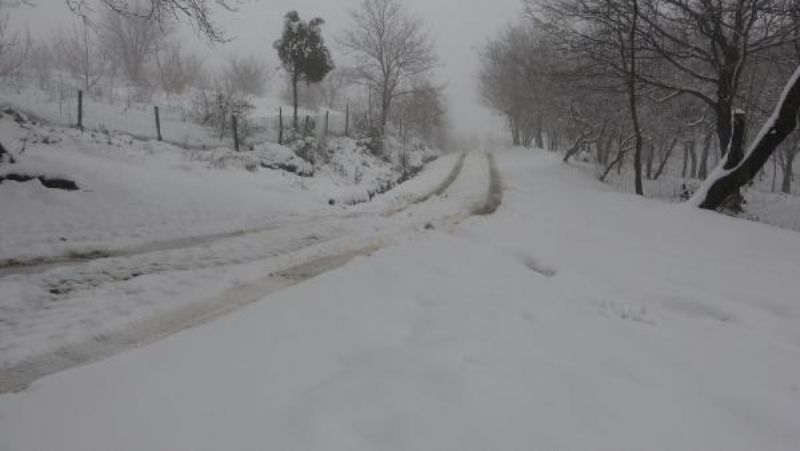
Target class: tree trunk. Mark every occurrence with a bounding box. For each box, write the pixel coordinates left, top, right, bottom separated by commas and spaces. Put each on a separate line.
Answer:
772, 151, 779, 192
653, 136, 679, 180
292, 76, 299, 131
645, 143, 655, 179
380, 85, 391, 135
691, 65, 800, 210
688, 139, 697, 178
782, 147, 796, 194
715, 53, 740, 158
681, 142, 689, 178
562, 129, 593, 163
697, 129, 713, 179
509, 116, 519, 146
603, 133, 614, 166
725, 112, 746, 169
600, 144, 629, 182
716, 101, 732, 160
625, 0, 643, 195
535, 113, 544, 149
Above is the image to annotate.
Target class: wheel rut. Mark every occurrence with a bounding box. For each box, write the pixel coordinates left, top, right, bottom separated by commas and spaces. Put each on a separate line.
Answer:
0, 152, 486, 394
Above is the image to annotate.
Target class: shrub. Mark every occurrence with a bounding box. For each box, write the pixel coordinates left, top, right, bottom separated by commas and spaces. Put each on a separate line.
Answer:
191, 81, 256, 143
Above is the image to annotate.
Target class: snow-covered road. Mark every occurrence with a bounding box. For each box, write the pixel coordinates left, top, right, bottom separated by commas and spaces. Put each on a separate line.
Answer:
2, 149, 798, 451
0, 151, 498, 391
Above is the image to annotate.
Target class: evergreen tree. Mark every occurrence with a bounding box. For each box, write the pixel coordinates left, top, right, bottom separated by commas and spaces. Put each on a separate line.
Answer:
274, 11, 334, 131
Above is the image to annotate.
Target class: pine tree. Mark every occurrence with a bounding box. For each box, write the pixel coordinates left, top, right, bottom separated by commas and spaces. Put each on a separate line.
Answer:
274, 11, 334, 131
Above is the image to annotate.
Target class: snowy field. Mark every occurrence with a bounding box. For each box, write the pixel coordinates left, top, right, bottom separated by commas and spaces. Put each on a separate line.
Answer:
2, 149, 798, 450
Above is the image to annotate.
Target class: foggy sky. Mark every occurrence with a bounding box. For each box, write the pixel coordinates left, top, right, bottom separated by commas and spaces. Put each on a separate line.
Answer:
12, 0, 524, 139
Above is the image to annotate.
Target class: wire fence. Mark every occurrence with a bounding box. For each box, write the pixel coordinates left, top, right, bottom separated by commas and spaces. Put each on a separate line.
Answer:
6, 87, 354, 151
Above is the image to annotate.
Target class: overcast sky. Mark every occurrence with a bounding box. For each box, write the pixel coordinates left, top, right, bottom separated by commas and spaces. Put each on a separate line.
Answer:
13, 0, 524, 139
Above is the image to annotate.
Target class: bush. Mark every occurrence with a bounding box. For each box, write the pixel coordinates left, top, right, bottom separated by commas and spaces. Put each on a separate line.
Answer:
191, 82, 256, 143
288, 136, 319, 164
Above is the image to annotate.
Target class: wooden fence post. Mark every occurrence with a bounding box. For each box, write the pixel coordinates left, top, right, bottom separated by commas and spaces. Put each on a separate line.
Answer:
232, 115, 240, 151
278, 107, 283, 145
77, 90, 83, 131
345, 102, 350, 137
154, 106, 162, 141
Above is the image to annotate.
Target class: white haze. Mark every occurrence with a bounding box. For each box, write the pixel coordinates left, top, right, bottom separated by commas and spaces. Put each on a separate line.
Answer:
12, 0, 522, 142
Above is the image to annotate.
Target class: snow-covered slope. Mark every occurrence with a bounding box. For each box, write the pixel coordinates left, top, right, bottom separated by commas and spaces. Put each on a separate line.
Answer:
0, 111, 438, 262
2, 149, 798, 450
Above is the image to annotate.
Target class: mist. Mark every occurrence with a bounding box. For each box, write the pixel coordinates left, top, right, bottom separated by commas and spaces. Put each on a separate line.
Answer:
12, 0, 522, 142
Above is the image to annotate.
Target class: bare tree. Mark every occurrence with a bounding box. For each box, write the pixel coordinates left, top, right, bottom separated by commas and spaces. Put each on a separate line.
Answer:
223, 54, 269, 97
392, 80, 448, 148
67, 0, 230, 42
0, 5, 28, 79
339, 0, 437, 134
154, 42, 203, 95
315, 68, 355, 110
52, 18, 108, 92
27, 41, 52, 89
479, 23, 555, 148
99, 2, 170, 86
620, 0, 800, 155
533, 0, 646, 193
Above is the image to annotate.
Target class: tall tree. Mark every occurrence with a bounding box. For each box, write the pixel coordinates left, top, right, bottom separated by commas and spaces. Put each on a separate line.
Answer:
274, 10, 334, 131
392, 81, 448, 148
224, 54, 269, 97
478, 23, 556, 148
339, 0, 437, 135
690, 64, 800, 209
154, 42, 203, 95
99, 2, 169, 86
534, 0, 646, 193
622, 0, 800, 155
0, 3, 26, 79
67, 0, 228, 42
52, 18, 108, 92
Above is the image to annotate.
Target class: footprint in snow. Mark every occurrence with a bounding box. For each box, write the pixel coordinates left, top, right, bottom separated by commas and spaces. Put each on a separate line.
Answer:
516, 253, 558, 278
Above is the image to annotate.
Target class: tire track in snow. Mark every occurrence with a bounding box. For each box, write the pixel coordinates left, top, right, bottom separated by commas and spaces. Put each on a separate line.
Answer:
0, 154, 468, 278
9, 154, 471, 301
0, 215, 350, 278
415, 152, 467, 203
381, 152, 466, 217
0, 244, 383, 394
0, 153, 487, 393
474, 153, 503, 215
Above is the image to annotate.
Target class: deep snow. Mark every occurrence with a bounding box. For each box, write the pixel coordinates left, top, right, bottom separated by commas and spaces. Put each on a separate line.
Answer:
2, 150, 798, 450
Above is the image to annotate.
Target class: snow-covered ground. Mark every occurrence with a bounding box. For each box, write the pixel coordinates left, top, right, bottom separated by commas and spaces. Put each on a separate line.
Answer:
0, 150, 472, 373
0, 103, 449, 374
2, 83, 351, 149
1, 85, 223, 148
0, 109, 437, 263
580, 150, 800, 232
2, 149, 798, 450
